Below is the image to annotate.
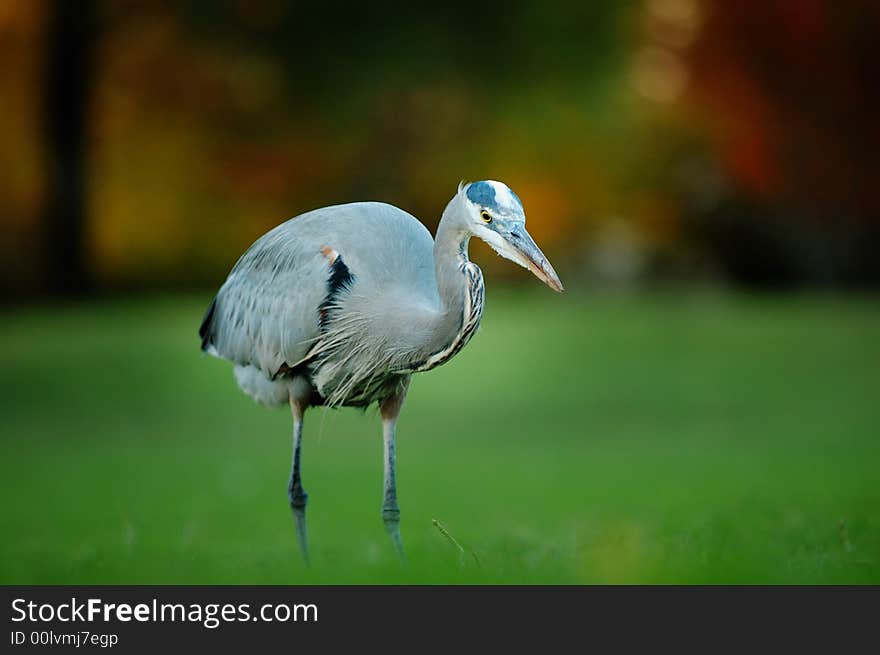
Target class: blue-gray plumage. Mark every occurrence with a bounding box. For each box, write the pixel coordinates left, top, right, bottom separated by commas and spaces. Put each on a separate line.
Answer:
199, 180, 562, 562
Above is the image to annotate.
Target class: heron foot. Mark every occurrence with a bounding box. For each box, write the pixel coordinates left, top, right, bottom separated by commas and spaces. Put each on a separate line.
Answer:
382, 506, 406, 564
288, 485, 310, 566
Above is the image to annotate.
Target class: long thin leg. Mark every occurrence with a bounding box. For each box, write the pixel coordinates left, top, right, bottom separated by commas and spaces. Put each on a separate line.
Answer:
380, 385, 408, 562
288, 397, 309, 565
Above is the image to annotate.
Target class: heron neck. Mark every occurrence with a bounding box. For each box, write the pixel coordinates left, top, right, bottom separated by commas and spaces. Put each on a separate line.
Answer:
429, 204, 474, 352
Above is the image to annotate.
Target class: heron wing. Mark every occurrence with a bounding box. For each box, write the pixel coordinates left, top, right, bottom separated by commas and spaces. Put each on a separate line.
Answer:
199, 227, 329, 378
199, 202, 437, 381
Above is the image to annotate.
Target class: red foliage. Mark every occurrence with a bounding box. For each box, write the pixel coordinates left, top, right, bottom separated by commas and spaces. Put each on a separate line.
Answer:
686, 0, 880, 217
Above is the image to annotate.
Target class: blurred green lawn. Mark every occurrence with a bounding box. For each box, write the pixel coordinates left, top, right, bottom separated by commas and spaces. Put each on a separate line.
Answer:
1, 291, 878, 584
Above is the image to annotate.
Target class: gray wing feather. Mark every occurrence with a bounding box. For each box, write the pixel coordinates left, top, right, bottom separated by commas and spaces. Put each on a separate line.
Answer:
201, 233, 327, 377
200, 202, 437, 382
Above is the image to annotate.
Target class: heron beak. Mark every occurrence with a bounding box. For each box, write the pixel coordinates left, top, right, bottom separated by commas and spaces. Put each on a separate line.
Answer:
509, 228, 564, 293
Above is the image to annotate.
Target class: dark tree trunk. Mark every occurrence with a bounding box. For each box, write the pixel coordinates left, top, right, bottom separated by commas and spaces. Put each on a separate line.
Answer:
43, 0, 94, 296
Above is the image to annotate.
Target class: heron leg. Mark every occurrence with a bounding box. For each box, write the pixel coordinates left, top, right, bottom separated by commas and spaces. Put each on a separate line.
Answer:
288, 397, 309, 565
380, 386, 407, 562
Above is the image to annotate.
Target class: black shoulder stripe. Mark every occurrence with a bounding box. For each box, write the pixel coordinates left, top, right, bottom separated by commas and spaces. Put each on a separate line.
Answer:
318, 254, 354, 329
327, 254, 354, 294
199, 297, 217, 351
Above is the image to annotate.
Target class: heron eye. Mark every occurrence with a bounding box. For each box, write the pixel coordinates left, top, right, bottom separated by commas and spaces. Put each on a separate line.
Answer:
480, 210, 492, 223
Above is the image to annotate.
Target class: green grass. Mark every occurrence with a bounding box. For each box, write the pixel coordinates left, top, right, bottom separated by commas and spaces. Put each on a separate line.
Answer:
1, 291, 878, 584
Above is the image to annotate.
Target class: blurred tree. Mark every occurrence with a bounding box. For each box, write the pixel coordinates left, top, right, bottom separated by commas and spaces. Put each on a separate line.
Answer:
43, 0, 95, 295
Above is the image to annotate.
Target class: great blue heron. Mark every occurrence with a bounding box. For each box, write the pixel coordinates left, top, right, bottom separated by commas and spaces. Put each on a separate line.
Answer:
199, 180, 562, 562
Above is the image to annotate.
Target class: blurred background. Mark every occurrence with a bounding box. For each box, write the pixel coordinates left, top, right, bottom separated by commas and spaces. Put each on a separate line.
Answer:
1, 0, 878, 583
3, 0, 879, 297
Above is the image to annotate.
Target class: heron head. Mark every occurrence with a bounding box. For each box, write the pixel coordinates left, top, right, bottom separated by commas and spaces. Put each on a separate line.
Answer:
461, 180, 563, 292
